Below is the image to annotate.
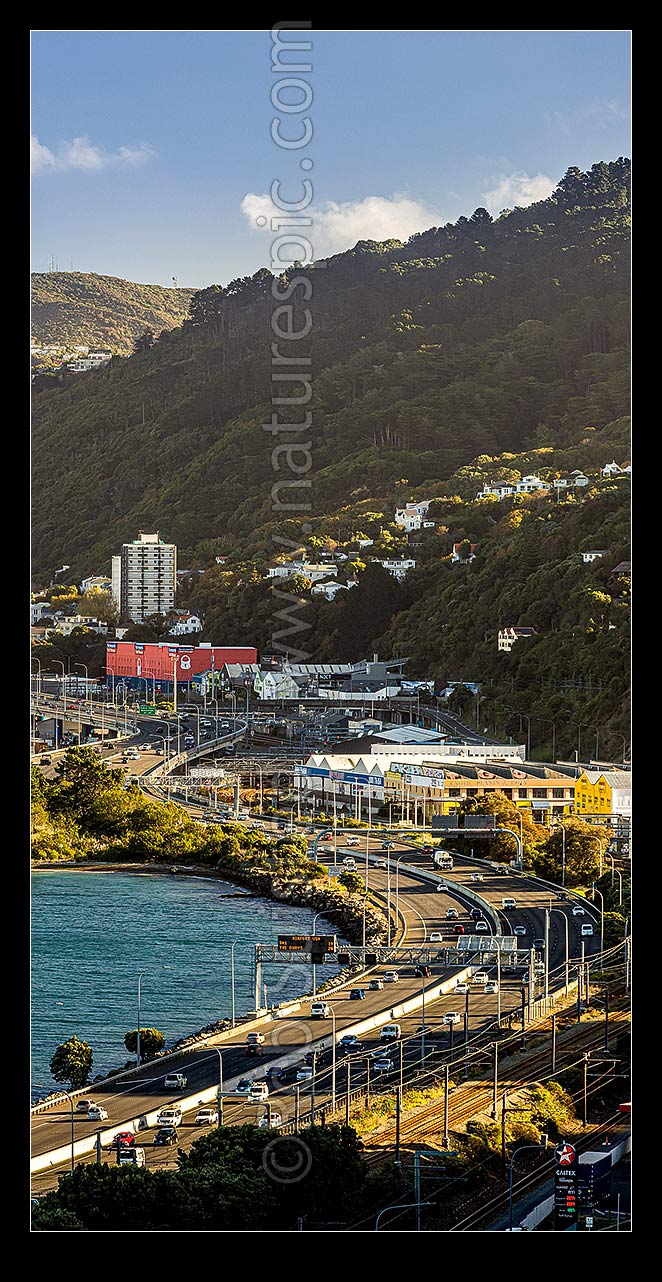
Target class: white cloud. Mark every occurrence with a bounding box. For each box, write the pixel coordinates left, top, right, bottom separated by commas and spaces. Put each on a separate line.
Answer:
31, 134, 154, 176
241, 191, 442, 257
482, 171, 556, 214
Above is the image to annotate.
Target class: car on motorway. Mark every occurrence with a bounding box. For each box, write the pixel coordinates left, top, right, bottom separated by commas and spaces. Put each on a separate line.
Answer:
443, 1012, 461, 1025
369, 978, 384, 990
430, 931, 443, 942
513, 925, 527, 936
436, 880, 448, 892
319, 832, 333, 841
383, 970, 400, 983
75, 1099, 95, 1114
572, 905, 586, 916
380, 1023, 401, 1042
258, 1110, 283, 1129
311, 1001, 333, 1019
382, 841, 394, 850
235, 1078, 253, 1094
342, 857, 357, 871
452, 924, 465, 935
86, 1104, 109, 1121
533, 938, 546, 951
581, 923, 594, 937
472, 972, 489, 985
470, 908, 484, 921
195, 1107, 219, 1125
556, 891, 568, 901
414, 965, 432, 977
484, 982, 499, 995
373, 858, 387, 868
113, 1131, 136, 1148
445, 906, 459, 920
339, 1033, 361, 1050
475, 921, 489, 933
373, 1058, 393, 1074
156, 1105, 183, 1127
470, 872, 484, 882
245, 1032, 265, 1048
421, 843, 435, 854
248, 1082, 269, 1101
502, 897, 517, 910
118, 1146, 146, 1166
164, 1073, 187, 1090
455, 982, 470, 994
345, 834, 360, 847
154, 1126, 178, 1146
349, 988, 366, 1000
296, 1066, 314, 1082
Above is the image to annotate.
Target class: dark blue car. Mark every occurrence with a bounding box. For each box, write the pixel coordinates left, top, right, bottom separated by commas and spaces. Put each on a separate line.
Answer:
349, 988, 366, 1000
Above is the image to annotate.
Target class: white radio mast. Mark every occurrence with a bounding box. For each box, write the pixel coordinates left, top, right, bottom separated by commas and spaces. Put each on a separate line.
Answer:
172, 275, 179, 289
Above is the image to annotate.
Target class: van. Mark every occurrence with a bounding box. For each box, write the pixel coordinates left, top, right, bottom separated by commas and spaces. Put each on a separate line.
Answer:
502, 897, 517, 910
581, 923, 594, 937
472, 972, 489, 985
345, 835, 359, 847
380, 1023, 401, 1043
118, 1146, 146, 1167
342, 857, 356, 871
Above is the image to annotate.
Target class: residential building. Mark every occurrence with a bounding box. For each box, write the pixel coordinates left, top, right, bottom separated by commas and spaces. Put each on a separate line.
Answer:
611, 561, 631, 576
553, 470, 590, 492
602, 461, 631, 477
581, 550, 608, 563
80, 575, 113, 593
376, 558, 417, 580
477, 473, 550, 501
394, 501, 432, 532
266, 561, 338, 583
310, 579, 356, 601
451, 542, 477, 563
53, 615, 108, 637
497, 626, 538, 652
168, 612, 203, 636
111, 531, 177, 623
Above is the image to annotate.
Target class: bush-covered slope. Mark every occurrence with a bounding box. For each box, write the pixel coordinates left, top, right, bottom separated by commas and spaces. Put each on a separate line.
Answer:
31, 272, 195, 354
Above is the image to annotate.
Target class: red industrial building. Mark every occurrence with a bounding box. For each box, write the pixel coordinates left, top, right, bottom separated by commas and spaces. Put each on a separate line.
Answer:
105, 641, 257, 693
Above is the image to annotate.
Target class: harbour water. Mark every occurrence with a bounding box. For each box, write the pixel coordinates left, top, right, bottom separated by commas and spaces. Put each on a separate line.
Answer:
31, 869, 335, 1100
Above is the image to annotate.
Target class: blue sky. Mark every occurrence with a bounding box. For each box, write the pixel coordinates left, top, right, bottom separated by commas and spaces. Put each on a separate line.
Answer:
31, 29, 631, 288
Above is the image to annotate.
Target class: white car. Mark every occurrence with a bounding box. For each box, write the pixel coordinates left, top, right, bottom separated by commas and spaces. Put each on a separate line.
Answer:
258, 1110, 283, 1129
484, 982, 499, 995
195, 1107, 219, 1125
475, 922, 489, 933
443, 1012, 461, 1026
86, 1105, 108, 1121
248, 1082, 269, 1101
383, 971, 399, 983
436, 881, 448, 892
373, 858, 386, 868
445, 907, 459, 919
572, 905, 586, 916
455, 982, 470, 994
164, 1073, 187, 1090
156, 1106, 183, 1127
430, 931, 443, 942
470, 873, 484, 882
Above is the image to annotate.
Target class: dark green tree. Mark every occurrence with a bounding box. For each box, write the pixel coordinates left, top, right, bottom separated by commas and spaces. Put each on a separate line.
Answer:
124, 1028, 165, 1061
49, 1035, 93, 1089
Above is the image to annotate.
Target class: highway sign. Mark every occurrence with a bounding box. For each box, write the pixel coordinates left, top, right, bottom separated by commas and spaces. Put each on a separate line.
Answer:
139, 703, 157, 715
277, 934, 336, 953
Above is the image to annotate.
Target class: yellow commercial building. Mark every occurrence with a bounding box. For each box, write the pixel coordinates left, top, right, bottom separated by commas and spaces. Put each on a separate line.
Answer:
574, 770, 632, 819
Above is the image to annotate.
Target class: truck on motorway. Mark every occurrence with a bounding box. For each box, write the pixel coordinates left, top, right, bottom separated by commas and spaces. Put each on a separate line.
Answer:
578, 1151, 612, 1210
433, 851, 454, 870
118, 1147, 146, 1167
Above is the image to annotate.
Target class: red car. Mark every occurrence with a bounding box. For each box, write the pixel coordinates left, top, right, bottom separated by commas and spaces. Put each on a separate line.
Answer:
319, 833, 333, 841
452, 924, 465, 935
114, 1131, 135, 1147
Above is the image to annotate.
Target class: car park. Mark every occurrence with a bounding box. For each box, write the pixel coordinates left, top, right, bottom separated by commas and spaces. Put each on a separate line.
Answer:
156, 1106, 183, 1127
154, 1127, 178, 1146
248, 1082, 269, 1102
258, 1110, 283, 1129
383, 971, 399, 983
443, 1012, 461, 1025
430, 931, 443, 942
195, 1107, 218, 1125
164, 1073, 187, 1090
349, 988, 366, 999
445, 907, 459, 919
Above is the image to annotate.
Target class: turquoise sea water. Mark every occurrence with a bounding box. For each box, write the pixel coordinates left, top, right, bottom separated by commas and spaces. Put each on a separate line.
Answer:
31, 870, 334, 1100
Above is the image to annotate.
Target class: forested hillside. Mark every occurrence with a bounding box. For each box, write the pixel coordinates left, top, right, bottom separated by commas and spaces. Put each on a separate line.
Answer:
31, 160, 630, 754
31, 273, 195, 355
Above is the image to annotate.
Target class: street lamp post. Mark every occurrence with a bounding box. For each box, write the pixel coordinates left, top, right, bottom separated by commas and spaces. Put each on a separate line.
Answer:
509, 1140, 547, 1231
591, 884, 605, 958
75, 662, 90, 714
136, 972, 145, 1066
548, 907, 570, 996
54, 1090, 76, 1173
